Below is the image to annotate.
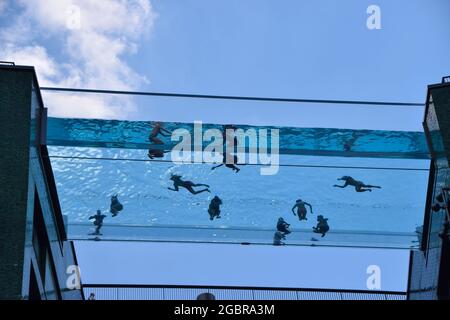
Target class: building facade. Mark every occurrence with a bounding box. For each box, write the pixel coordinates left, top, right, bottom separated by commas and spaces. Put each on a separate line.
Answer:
408, 79, 450, 299
1, 63, 450, 300
0, 64, 83, 300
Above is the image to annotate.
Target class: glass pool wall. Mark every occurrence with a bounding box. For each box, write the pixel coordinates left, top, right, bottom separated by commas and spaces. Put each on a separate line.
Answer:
43, 91, 429, 248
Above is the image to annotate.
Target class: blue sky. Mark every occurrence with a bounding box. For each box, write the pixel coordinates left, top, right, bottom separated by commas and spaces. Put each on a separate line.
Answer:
138, 0, 449, 102
2, 0, 449, 292
131, 0, 448, 131
76, 242, 410, 292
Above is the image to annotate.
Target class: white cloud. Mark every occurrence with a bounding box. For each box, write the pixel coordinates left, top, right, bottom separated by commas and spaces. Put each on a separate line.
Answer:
1, 44, 60, 82
45, 92, 135, 119
0, 0, 157, 118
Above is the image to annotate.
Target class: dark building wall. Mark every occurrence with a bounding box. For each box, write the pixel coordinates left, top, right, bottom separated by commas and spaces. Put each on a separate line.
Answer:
408, 82, 450, 300
0, 67, 33, 299
0, 65, 83, 300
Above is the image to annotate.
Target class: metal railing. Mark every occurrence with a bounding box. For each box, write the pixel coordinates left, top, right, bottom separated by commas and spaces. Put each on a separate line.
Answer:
82, 284, 406, 300
40, 86, 424, 107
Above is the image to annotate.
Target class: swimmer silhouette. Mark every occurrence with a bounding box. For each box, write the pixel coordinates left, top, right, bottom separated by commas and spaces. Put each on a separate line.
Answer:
343, 131, 364, 152
110, 194, 123, 217
168, 174, 211, 195
211, 153, 243, 173
333, 176, 381, 192
88, 210, 107, 235
222, 124, 239, 147
149, 122, 172, 144
273, 231, 286, 246
292, 199, 313, 221
312, 215, 329, 237
277, 217, 291, 235
147, 149, 170, 159
208, 196, 223, 220
432, 190, 450, 212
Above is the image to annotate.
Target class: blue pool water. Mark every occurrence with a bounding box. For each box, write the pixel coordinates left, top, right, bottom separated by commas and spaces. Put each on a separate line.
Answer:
47, 118, 429, 158
47, 117, 430, 248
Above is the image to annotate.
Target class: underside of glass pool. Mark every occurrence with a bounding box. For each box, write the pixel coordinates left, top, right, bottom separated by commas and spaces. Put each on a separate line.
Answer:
46, 115, 430, 249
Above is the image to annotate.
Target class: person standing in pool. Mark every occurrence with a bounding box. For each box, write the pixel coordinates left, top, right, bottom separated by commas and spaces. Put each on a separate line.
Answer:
168, 174, 211, 195
149, 122, 172, 144
89, 210, 107, 235
292, 199, 313, 221
313, 215, 329, 237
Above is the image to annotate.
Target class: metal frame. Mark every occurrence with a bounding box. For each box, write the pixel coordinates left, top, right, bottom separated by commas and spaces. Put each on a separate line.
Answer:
406, 250, 414, 300
39, 145, 67, 241
437, 190, 450, 298
420, 160, 436, 253
83, 284, 406, 300
40, 86, 424, 107
82, 283, 406, 294
39, 107, 47, 145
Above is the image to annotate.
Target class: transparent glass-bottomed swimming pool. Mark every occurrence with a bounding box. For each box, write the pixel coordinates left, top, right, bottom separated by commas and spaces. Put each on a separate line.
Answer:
47, 117, 429, 249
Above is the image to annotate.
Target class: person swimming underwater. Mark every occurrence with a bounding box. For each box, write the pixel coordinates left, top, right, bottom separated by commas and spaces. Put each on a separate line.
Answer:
211, 153, 243, 173
312, 215, 330, 237
277, 217, 291, 235
222, 124, 239, 147
208, 196, 223, 220
273, 231, 286, 246
110, 194, 123, 217
292, 199, 313, 221
168, 174, 211, 195
147, 149, 170, 159
149, 122, 172, 144
88, 210, 107, 235
333, 176, 381, 192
